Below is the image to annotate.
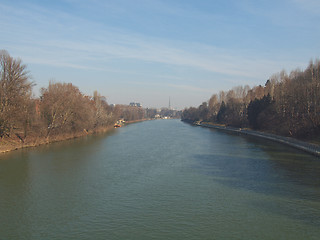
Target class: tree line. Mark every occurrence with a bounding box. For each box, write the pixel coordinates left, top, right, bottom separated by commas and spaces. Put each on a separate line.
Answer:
0, 50, 153, 144
182, 59, 320, 139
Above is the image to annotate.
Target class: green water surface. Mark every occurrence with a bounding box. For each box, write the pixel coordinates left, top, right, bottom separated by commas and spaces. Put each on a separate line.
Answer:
0, 119, 319, 239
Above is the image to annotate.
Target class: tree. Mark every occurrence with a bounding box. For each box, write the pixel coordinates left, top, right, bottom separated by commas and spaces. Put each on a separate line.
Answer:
93, 91, 115, 127
40, 82, 95, 137
247, 94, 272, 129
198, 102, 209, 121
181, 107, 200, 122
115, 104, 145, 122
0, 50, 33, 139
181, 58, 320, 138
145, 108, 157, 119
208, 94, 219, 122
216, 101, 227, 123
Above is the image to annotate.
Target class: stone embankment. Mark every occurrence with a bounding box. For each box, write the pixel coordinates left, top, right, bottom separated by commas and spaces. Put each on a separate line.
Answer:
198, 123, 320, 157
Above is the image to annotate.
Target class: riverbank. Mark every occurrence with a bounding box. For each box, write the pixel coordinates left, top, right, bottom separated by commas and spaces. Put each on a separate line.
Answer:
0, 118, 155, 154
194, 122, 320, 157
124, 118, 152, 124
0, 126, 115, 154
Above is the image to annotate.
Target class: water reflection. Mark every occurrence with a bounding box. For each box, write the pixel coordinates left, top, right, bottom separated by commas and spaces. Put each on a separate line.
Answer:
1, 120, 320, 240
192, 129, 320, 227
193, 130, 320, 194
248, 197, 320, 227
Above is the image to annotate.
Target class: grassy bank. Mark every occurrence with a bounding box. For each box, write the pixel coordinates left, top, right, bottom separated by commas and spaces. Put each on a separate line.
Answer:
0, 119, 154, 154
0, 126, 115, 154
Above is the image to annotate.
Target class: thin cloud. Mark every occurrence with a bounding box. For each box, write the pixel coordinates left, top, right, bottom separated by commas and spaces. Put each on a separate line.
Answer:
1, 0, 313, 108
0, 0, 293, 82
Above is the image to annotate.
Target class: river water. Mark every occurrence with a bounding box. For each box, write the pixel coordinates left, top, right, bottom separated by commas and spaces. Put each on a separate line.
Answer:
0, 119, 320, 239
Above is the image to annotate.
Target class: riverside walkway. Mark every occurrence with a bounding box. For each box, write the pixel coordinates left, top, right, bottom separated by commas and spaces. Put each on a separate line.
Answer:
199, 123, 320, 157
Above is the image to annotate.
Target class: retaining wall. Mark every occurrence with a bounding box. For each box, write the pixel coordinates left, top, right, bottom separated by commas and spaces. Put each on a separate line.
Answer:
199, 123, 320, 157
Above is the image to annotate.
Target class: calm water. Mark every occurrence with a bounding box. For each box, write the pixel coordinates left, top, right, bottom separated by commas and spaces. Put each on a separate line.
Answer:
1, 119, 320, 239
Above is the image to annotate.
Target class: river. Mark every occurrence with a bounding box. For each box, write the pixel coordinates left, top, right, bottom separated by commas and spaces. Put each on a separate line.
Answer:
0, 119, 320, 239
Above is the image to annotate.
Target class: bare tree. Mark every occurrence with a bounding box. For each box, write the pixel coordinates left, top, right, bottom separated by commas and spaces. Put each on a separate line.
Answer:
40, 82, 94, 138
0, 50, 33, 139
93, 90, 115, 127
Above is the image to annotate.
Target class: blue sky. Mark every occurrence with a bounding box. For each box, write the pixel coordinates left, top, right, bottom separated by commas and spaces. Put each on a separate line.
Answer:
1, 0, 319, 109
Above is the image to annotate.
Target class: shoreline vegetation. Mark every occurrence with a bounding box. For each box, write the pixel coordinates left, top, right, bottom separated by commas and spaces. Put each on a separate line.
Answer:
182, 59, 320, 152
0, 119, 147, 154
0, 118, 175, 154
2, 49, 319, 156
0, 122, 143, 155
0, 125, 114, 154
0, 50, 180, 154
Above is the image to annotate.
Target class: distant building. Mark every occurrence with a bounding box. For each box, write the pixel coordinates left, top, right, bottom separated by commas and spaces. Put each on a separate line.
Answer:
129, 102, 142, 107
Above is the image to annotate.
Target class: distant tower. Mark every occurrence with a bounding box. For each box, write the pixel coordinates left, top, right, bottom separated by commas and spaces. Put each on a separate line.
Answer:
169, 97, 171, 109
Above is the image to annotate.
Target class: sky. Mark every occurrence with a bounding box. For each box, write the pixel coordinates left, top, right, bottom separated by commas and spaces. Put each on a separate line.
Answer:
1, 0, 319, 109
